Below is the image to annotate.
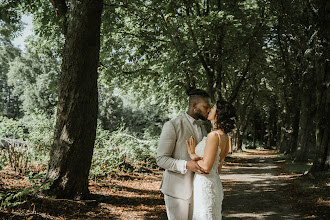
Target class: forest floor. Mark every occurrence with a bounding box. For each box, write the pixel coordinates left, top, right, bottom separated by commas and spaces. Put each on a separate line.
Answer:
0, 149, 329, 219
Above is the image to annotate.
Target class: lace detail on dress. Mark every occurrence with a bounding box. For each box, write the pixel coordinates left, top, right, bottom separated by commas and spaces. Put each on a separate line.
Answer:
193, 133, 223, 220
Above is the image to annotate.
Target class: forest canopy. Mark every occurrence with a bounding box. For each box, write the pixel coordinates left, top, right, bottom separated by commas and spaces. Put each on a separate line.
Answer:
0, 0, 329, 199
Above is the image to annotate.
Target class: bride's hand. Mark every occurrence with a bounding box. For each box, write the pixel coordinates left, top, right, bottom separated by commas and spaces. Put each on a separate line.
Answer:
186, 136, 199, 161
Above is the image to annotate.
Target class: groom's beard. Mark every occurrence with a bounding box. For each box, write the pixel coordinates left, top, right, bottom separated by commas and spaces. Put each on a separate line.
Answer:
195, 109, 207, 120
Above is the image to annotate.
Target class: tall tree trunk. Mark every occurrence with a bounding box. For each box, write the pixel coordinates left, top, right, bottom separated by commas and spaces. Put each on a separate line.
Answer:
45, 0, 103, 199
252, 121, 257, 149
295, 79, 316, 162
270, 112, 277, 147
278, 110, 292, 154
267, 114, 272, 148
310, 60, 330, 173
276, 116, 281, 150
290, 105, 300, 155
305, 0, 330, 174
237, 129, 244, 150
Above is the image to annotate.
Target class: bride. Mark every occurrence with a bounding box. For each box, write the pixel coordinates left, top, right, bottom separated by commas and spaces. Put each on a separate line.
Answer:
186, 100, 236, 220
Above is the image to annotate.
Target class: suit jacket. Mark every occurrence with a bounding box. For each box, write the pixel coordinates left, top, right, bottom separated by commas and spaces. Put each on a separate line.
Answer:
157, 113, 208, 200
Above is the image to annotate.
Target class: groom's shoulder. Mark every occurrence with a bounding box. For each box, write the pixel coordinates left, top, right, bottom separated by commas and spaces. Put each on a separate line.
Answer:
167, 113, 186, 128
163, 113, 185, 127
170, 113, 186, 123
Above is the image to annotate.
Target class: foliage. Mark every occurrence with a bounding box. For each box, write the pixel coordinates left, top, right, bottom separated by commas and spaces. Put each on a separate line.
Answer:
1, 142, 30, 173
21, 113, 55, 163
0, 170, 51, 210
0, 114, 54, 169
98, 87, 125, 132
100, 0, 269, 105
0, 41, 21, 119
98, 86, 170, 136
0, 0, 328, 177
0, 116, 28, 139
0, 0, 23, 42
7, 46, 60, 116
90, 125, 159, 179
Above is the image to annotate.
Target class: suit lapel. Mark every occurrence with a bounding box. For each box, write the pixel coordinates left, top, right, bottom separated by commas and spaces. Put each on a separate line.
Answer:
182, 114, 198, 141
201, 124, 208, 138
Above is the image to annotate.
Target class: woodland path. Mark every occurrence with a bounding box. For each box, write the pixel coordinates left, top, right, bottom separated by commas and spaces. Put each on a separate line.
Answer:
1, 149, 324, 219
221, 149, 307, 220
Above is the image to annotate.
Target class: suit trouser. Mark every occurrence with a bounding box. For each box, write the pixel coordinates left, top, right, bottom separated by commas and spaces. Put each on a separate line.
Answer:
164, 194, 193, 220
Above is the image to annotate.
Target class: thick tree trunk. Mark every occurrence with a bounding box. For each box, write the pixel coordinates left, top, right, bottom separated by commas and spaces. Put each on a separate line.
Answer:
295, 82, 316, 162
310, 61, 330, 173
45, 0, 103, 199
307, 0, 330, 174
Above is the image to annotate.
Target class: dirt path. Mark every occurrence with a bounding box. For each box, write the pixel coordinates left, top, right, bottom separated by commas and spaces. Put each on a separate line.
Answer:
2, 149, 326, 219
221, 149, 306, 220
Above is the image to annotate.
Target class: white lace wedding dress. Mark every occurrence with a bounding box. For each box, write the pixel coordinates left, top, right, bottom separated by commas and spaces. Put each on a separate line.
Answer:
193, 132, 223, 220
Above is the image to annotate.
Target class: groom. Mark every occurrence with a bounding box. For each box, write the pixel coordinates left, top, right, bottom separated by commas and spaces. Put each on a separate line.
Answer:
157, 89, 212, 220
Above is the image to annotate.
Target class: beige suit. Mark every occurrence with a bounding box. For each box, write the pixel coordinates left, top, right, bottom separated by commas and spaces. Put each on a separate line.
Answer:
157, 114, 208, 219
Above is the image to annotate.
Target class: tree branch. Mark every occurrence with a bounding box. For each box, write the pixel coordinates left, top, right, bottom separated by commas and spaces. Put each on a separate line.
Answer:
122, 68, 159, 77
50, 0, 68, 35
228, 49, 253, 103
103, 3, 129, 9
117, 31, 171, 43
186, 21, 213, 78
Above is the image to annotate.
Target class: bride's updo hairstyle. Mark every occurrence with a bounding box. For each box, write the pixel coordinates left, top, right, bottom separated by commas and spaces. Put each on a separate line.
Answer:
214, 100, 237, 134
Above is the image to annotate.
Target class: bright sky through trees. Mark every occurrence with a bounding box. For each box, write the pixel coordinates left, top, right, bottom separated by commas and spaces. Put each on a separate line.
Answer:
12, 14, 33, 50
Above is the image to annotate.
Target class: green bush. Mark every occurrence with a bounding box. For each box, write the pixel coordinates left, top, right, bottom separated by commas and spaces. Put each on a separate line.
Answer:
0, 116, 30, 172
90, 125, 159, 179
1, 115, 160, 178
22, 113, 55, 163
0, 116, 28, 139
0, 114, 54, 170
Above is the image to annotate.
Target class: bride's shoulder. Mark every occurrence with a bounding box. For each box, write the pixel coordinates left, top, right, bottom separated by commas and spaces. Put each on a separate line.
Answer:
207, 130, 228, 139
207, 131, 220, 139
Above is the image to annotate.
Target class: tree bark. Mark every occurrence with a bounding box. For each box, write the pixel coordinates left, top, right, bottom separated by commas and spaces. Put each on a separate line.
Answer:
310, 58, 330, 173
290, 105, 300, 155
310, 62, 330, 173
278, 109, 293, 154
45, 0, 103, 199
305, 0, 330, 174
295, 79, 316, 162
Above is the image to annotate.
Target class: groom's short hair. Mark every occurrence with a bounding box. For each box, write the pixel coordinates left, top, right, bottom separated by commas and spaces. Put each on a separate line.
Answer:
187, 88, 210, 104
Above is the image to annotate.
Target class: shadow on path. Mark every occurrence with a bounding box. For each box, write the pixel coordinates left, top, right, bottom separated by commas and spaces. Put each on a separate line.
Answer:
221, 149, 308, 220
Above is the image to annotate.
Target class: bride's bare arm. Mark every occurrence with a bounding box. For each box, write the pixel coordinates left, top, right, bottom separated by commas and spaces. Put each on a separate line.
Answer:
195, 132, 219, 173
186, 137, 209, 174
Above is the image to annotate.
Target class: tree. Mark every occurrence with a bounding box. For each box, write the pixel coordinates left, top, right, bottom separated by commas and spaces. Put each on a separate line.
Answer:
306, 0, 330, 174
7, 45, 60, 116
44, 0, 103, 199
0, 1, 23, 118
0, 41, 21, 118
100, 0, 269, 104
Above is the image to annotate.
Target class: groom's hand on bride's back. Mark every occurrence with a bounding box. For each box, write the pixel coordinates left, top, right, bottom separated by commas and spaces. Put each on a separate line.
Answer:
187, 160, 209, 174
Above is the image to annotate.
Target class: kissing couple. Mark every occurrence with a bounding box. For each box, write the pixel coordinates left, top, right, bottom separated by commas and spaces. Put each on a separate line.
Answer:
157, 88, 236, 220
